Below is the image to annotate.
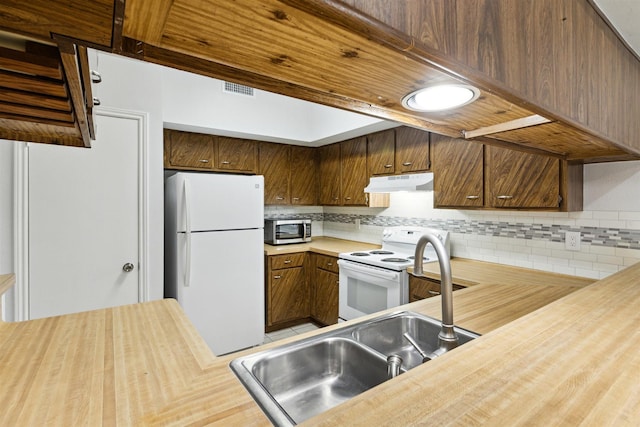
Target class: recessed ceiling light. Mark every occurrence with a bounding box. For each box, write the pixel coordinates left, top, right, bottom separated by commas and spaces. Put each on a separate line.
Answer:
401, 84, 480, 112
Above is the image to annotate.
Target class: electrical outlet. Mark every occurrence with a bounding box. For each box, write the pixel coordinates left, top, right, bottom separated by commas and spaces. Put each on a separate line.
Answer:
565, 231, 581, 251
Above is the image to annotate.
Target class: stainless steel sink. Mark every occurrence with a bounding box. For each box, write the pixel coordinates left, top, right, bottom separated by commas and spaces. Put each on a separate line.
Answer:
351, 312, 478, 370
230, 311, 479, 426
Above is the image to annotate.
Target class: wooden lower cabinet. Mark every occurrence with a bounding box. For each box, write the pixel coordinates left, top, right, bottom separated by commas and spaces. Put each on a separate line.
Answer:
265, 252, 340, 331
409, 274, 465, 302
265, 253, 309, 330
310, 254, 340, 326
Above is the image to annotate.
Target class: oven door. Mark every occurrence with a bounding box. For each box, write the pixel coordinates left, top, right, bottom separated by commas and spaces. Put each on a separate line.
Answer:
338, 259, 406, 321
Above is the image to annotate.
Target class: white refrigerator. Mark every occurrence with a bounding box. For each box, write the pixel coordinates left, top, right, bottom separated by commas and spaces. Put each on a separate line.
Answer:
165, 172, 265, 355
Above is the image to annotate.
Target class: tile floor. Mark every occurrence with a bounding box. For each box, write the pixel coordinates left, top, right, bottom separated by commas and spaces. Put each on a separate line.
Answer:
263, 322, 320, 345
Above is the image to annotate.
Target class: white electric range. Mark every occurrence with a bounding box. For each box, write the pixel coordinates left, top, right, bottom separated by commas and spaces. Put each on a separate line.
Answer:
337, 226, 450, 321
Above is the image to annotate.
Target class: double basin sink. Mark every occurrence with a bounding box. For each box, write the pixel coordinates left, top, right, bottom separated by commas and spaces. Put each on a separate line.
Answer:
230, 311, 479, 426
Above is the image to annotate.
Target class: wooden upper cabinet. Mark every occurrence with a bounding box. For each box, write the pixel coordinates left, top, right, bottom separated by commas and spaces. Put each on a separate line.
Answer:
217, 136, 258, 173
319, 143, 342, 205
340, 136, 368, 205
395, 127, 430, 173
164, 129, 214, 170
486, 146, 560, 209
290, 146, 318, 205
432, 134, 484, 208
367, 129, 395, 175
260, 142, 290, 205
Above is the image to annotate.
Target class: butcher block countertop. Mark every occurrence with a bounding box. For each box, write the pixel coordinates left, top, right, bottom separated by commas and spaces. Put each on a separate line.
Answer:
2, 260, 639, 425
264, 236, 380, 256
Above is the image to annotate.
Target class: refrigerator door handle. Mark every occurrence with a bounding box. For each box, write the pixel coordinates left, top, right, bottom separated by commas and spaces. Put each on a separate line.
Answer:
184, 178, 192, 287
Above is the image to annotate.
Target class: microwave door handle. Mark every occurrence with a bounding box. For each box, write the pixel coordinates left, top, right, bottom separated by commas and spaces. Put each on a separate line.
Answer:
303, 222, 308, 238
183, 178, 192, 287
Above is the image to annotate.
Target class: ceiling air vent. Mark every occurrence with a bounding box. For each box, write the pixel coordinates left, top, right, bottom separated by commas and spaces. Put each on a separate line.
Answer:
223, 81, 255, 97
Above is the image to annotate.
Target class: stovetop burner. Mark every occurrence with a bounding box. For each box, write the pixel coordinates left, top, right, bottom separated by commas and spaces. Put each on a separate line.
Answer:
371, 250, 394, 255
350, 252, 371, 256
381, 257, 410, 263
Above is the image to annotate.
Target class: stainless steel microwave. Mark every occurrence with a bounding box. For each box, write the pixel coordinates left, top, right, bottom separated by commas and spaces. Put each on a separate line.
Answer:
264, 218, 312, 245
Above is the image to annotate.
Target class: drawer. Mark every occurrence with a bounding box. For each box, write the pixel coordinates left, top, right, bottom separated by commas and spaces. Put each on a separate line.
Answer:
316, 254, 339, 273
270, 252, 305, 269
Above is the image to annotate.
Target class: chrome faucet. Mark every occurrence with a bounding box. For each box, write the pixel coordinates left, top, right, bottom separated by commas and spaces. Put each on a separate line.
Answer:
413, 232, 458, 358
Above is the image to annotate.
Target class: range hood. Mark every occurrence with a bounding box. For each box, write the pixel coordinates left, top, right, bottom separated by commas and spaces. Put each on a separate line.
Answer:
364, 172, 434, 193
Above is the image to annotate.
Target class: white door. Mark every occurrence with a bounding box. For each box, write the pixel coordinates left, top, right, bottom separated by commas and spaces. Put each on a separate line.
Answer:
28, 112, 142, 319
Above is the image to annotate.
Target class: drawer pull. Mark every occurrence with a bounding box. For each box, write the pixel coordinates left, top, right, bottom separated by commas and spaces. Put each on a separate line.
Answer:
327, 262, 333, 267
293, 197, 300, 201
384, 164, 393, 168
497, 195, 513, 199
402, 162, 412, 166
466, 195, 480, 200
273, 275, 281, 279
428, 290, 440, 295
345, 197, 352, 200
221, 161, 231, 165
198, 159, 209, 163
276, 197, 285, 200
284, 260, 292, 264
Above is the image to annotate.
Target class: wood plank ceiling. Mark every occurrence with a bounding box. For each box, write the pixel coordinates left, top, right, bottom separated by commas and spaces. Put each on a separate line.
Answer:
121, 0, 635, 161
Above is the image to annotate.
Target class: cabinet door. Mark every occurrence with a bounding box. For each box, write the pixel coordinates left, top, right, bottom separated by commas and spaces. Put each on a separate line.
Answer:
270, 267, 308, 324
312, 268, 339, 326
260, 142, 290, 205
409, 275, 465, 302
217, 136, 258, 173
290, 146, 318, 205
319, 143, 341, 205
367, 129, 395, 175
486, 146, 560, 208
395, 127, 430, 173
340, 136, 368, 205
165, 129, 214, 170
432, 134, 484, 208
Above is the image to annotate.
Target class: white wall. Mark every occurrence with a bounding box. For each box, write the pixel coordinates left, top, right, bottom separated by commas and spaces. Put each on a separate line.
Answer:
0, 141, 15, 319
161, 67, 394, 146
91, 51, 165, 301
584, 160, 640, 212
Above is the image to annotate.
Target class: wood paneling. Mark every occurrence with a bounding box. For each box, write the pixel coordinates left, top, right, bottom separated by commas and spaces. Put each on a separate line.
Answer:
485, 145, 560, 209
216, 136, 258, 173
319, 143, 341, 205
340, 0, 640, 157
432, 134, 484, 208
367, 129, 395, 176
395, 126, 430, 173
340, 136, 368, 205
164, 129, 214, 170
260, 142, 290, 205
0, 0, 115, 47
290, 145, 318, 205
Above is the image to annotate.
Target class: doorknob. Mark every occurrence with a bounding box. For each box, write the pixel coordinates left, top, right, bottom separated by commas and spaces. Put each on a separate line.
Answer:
122, 263, 135, 272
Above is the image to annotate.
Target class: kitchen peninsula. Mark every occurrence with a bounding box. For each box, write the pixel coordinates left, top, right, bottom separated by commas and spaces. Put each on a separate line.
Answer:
2, 258, 639, 424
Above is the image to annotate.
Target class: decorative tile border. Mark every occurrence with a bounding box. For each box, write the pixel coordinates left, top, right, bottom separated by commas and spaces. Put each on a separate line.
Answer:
321, 213, 640, 249
264, 213, 325, 222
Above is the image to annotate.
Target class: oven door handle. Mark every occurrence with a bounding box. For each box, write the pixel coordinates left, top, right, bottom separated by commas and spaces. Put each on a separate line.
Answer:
338, 259, 400, 281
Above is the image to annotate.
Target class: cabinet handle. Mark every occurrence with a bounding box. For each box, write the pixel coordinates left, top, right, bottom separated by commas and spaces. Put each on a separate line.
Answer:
284, 260, 292, 264
402, 162, 412, 166
497, 195, 513, 200
221, 161, 231, 165
333, 197, 339, 201
276, 197, 285, 200
345, 197, 351, 200
198, 159, 209, 163
428, 290, 440, 295
327, 262, 333, 267
466, 195, 480, 200
90, 70, 102, 83
384, 164, 393, 168
273, 275, 281, 279
293, 197, 300, 201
